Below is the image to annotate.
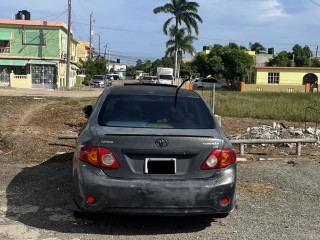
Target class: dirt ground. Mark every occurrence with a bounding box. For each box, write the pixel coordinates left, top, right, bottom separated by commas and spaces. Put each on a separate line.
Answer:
0, 89, 319, 164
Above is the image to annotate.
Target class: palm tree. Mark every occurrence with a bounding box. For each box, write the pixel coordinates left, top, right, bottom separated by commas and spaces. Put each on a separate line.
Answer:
153, 0, 202, 79
165, 26, 197, 57
153, 0, 203, 35
165, 26, 197, 77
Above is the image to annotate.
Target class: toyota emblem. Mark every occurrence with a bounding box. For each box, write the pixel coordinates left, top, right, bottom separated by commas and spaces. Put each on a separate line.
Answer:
155, 139, 168, 148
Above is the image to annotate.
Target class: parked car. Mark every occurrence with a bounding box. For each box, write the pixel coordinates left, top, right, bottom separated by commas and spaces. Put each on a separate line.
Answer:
92, 75, 112, 87
193, 78, 230, 89
72, 84, 237, 217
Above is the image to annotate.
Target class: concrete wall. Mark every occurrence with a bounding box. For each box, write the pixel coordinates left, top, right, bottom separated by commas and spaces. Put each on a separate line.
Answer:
10, 73, 31, 88
242, 83, 306, 93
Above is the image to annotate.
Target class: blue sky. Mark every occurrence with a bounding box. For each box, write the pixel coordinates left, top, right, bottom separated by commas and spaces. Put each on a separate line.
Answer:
1, 0, 320, 65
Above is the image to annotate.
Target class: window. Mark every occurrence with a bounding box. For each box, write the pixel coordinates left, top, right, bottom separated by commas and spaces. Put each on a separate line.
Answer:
0, 32, 11, 53
268, 72, 279, 84
0, 40, 10, 53
24, 30, 44, 45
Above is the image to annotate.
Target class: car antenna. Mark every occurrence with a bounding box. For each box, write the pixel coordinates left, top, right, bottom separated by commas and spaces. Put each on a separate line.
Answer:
174, 77, 191, 108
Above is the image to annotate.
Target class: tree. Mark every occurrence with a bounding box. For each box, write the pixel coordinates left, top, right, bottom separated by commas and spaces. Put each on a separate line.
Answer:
222, 47, 254, 87
249, 42, 266, 54
266, 51, 292, 67
165, 26, 197, 77
191, 52, 210, 77
191, 43, 254, 88
165, 26, 197, 57
153, 0, 203, 35
292, 44, 312, 67
153, 0, 203, 78
77, 57, 107, 85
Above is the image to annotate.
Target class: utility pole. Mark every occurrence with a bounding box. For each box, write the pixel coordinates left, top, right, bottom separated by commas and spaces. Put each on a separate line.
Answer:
98, 33, 101, 56
89, 12, 93, 60
104, 43, 108, 59
66, 0, 71, 89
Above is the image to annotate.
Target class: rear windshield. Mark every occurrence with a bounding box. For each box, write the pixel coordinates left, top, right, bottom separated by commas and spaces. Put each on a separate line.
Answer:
98, 94, 214, 129
159, 75, 173, 80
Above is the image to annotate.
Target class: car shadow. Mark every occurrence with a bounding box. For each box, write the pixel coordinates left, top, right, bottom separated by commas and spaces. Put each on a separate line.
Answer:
6, 153, 214, 235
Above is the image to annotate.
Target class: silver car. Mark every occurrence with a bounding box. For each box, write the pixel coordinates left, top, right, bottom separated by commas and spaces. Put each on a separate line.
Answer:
72, 84, 237, 217
193, 78, 229, 89
92, 75, 112, 87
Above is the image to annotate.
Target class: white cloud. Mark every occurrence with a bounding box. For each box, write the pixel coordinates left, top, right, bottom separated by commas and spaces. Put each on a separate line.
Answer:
256, 0, 289, 23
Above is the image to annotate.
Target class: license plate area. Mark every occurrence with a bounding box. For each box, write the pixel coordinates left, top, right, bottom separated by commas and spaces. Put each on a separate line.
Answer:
145, 158, 176, 174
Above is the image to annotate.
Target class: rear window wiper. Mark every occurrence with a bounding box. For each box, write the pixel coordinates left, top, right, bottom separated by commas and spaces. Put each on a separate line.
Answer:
174, 78, 190, 108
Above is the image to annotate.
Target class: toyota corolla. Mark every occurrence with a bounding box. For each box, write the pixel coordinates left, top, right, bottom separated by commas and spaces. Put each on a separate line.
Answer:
72, 84, 237, 217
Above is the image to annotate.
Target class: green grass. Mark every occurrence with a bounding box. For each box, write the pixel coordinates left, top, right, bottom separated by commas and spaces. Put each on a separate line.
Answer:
197, 90, 320, 122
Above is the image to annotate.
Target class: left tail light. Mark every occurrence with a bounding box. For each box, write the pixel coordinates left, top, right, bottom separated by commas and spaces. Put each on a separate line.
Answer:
201, 149, 236, 170
79, 146, 120, 169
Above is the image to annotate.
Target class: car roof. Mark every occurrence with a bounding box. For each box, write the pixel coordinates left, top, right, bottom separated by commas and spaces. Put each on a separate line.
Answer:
107, 84, 200, 98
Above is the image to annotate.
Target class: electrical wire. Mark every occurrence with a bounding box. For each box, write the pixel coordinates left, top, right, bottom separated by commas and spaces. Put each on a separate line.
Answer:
306, 0, 320, 7
33, 11, 68, 21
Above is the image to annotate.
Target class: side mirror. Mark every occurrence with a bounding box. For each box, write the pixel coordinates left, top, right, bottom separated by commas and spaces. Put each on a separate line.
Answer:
83, 105, 93, 118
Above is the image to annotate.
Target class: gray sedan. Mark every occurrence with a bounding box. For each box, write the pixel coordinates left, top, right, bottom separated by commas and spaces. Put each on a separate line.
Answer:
72, 84, 237, 217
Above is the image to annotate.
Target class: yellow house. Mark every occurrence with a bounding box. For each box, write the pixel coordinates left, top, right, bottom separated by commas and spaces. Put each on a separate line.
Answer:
241, 66, 320, 93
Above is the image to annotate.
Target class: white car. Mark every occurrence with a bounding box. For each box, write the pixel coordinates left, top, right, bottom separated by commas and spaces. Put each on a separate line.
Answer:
193, 78, 229, 89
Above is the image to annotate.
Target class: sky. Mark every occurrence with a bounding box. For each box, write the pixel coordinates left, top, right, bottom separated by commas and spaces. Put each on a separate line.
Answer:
1, 0, 320, 65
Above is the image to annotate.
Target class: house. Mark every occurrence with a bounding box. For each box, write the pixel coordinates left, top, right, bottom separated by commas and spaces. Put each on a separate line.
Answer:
241, 66, 320, 93
0, 16, 78, 89
77, 41, 90, 62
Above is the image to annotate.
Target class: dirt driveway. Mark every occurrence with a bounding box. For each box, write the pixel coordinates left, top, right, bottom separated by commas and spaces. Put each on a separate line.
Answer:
0, 88, 319, 239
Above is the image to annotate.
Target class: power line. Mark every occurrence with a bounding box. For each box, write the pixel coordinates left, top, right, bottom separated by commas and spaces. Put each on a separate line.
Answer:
33, 11, 67, 20
71, 9, 88, 41
306, 0, 320, 7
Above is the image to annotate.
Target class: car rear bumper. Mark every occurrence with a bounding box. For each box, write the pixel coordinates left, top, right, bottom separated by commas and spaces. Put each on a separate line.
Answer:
72, 162, 236, 215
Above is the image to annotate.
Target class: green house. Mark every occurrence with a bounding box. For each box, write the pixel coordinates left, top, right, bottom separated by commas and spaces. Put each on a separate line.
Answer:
0, 18, 78, 89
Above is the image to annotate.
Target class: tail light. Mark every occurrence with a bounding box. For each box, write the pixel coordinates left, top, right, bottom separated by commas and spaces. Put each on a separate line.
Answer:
201, 149, 236, 170
79, 146, 120, 169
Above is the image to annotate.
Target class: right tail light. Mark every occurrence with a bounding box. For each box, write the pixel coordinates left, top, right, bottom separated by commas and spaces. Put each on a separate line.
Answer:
201, 149, 236, 170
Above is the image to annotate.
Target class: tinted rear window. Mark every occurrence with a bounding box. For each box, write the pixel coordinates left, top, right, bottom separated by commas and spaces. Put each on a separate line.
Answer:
98, 94, 214, 129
